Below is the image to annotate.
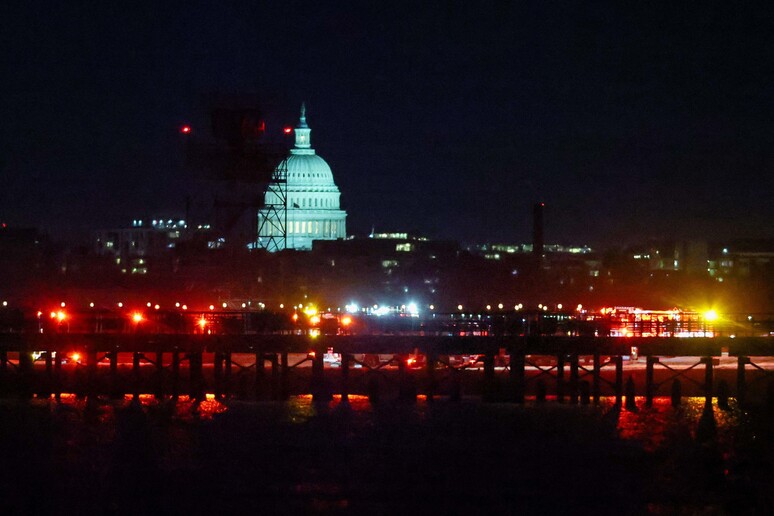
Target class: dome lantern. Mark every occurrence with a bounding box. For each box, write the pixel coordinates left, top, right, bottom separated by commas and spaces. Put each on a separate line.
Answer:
294, 102, 312, 152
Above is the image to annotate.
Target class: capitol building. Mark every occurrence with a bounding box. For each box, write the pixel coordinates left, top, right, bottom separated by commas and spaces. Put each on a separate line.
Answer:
257, 104, 347, 251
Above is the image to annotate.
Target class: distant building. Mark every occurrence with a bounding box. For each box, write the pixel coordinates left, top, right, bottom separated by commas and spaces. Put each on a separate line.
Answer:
256, 104, 347, 251
94, 218, 187, 274
474, 243, 593, 261
708, 240, 774, 281
626, 240, 709, 274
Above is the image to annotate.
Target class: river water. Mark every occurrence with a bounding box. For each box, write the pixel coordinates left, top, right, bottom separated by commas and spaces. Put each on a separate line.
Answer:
0, 394, 771, 514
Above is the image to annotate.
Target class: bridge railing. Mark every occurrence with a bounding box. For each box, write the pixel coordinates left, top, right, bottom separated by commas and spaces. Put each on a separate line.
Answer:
2, 308, 774, 339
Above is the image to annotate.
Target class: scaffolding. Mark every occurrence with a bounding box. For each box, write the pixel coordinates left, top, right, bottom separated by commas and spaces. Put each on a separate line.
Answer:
255, 157, 289, 251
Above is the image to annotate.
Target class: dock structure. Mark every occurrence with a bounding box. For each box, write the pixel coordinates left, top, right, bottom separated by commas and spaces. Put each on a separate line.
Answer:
1, 333, 773, 405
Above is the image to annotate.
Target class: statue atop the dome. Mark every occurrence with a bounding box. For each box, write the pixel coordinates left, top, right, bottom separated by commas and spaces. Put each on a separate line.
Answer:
299, 102, 308, 128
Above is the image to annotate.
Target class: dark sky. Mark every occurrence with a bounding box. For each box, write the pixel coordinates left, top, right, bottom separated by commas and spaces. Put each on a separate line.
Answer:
1, 1, 772, 247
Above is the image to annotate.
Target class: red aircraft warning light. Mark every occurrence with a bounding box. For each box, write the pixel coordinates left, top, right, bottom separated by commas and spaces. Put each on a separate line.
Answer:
180, 125, 192, 134
283, 126, 293, 134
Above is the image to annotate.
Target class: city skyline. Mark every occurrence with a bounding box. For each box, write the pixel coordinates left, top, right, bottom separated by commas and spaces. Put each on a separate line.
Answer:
1, 2, 772, 246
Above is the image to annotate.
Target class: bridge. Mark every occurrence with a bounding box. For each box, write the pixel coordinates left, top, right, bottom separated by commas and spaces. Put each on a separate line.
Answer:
1, 331, 773, 407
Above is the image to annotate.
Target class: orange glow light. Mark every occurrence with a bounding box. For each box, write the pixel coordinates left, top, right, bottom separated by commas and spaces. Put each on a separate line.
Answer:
198, 317, 207, 329
341, 316, 352, 326
132, 312, 143, 323
310, 315, 321, 326
70, 353, 80, 362
292, 313, 299, 322
57, 311, 66, 321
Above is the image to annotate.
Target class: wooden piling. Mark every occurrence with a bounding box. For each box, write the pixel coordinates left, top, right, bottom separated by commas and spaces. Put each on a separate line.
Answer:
592, 352, 601, 405
340, 353, 350, 403
737, 355, 747, 406
482, 352, 496, 402
86, 349, 98, 401
54, 351, 62, 401
614, 355, 623, 406
625, 376, 637, 411
702, 356, 714, 405
645, 356, 657, 408
171, 351, 180, 400
556, 353, 565, 403
224, 351, 232, 399
569, 354, 579, 404
214, 351, 223, 399
312, 348, 330, 402
155, 351, 164, 400
510, 349, 525, 404
132, 351, 142, 400
44, 351, 53, 399
189, 351, 204, 401
280, 352, 289, 400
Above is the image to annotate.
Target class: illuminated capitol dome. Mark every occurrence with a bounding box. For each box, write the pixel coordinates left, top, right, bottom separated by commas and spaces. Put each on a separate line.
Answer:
257, 103, 347, 251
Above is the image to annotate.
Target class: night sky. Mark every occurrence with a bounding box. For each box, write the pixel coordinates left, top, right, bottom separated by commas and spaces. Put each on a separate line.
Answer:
1, 2, 772, 247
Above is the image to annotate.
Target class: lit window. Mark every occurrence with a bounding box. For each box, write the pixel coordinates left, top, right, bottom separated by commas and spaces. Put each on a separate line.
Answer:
301, 221, 306, 234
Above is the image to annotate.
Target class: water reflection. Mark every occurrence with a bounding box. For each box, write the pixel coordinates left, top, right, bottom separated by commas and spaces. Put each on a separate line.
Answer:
610, 397, 742, 450
5, 392, 771, 513
33, 392, 747, 444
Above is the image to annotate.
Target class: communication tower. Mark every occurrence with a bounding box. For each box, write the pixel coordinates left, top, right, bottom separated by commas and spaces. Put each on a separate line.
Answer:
255, 157, 289, 251
183, 93, 290, 249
